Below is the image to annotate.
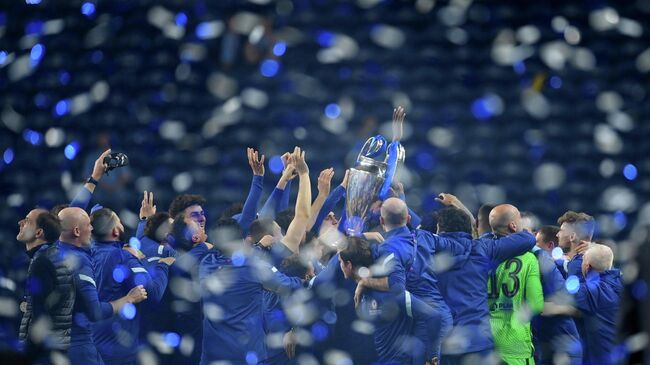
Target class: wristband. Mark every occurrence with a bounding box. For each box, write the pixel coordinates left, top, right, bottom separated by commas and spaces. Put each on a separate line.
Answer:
87, 177, 99, 186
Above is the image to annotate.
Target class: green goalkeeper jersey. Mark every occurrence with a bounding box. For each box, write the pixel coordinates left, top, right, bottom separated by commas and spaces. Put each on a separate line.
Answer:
487, 251, 544, 358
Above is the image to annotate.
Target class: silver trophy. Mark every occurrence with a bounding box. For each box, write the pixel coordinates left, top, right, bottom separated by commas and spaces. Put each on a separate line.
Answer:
345, 136, 406, 236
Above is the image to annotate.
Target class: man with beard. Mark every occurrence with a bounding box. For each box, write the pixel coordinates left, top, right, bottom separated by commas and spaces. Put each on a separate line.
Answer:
556, 211, 595, 279
29, 207, 147, 364
90, 208, 173, 365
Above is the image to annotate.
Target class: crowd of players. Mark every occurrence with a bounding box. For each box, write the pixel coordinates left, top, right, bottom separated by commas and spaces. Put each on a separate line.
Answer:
10, 138, 623, 365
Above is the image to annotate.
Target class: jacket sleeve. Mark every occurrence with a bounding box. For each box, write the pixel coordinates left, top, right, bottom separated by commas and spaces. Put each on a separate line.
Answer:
75, 263, 113, 321
312, 185, 346, 235
486, 231, 536, 264
69, 186, 93, 210
256, 260, 303, 294
259, 187, 284, 220
125, 254, 169, 303
279, 179, 292, 212
135, 219, 146, 239
376, 245, 406, 293
239, 175, 264, 232
423, 231, 469, 257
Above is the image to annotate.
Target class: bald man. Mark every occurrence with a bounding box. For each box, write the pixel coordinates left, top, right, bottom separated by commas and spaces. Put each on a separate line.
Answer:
487, 205, 544, 365
543, 244, 622, 365
28, 207, 147, 365
355, 197, 447, 363
90, 208, 173, 365
436, 204, 536, 365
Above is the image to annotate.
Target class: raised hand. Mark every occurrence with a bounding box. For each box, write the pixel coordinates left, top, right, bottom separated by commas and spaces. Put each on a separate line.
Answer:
247, 148, 265, 176
280, 164, 297, 182
290, 147, 308, 175
436, 193, 460, 207
92, 149, 111, 180
317, 168, 334, 196
392, 106, 406, 142
140, 191, 156, 219
126, 285, 148, 303
280, 152, 291, 169
576, 240, 592, 255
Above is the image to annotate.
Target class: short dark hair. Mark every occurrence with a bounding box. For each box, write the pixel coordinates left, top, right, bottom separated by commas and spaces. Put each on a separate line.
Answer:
276, 209, 295, 234
557, 211, 595, 241
478, 204, 496, 226
339, 236, 374, 269
419, 212, 439, 234
50, 204, 69, 216
538, 225, 560, 246
248, 218, 276, 243
35, 212, 61, 243
144, 212, 171, 242
170, 213, 195, 251
168, 194, 207, 218
90, 208, 119, 240
281, 254, 310, 279
220, 203, 243, 220
437, 207, 473, 235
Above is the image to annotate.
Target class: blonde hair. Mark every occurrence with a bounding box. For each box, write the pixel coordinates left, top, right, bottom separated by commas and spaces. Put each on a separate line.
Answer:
585, 244, 614, 272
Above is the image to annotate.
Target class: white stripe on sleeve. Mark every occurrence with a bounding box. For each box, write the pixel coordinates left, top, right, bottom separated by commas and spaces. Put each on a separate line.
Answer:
405, 290, 413, 318
78, 274, 96, 287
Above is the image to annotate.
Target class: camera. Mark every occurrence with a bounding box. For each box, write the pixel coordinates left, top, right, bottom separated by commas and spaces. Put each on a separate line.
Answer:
103, 152, 129, 174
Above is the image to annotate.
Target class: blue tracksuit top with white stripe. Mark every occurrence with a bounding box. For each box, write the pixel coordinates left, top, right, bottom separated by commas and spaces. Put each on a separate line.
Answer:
139, 236, 176, 262
55, 241, 114, 347
435, 231, 536, 355
199, 250, 304, 364
376, 226, 416, 294
91, 241, 169, 363
573, 269, 622, 365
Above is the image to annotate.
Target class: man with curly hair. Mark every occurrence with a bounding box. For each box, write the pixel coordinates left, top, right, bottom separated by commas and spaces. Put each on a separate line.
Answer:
168, 194, 208, 231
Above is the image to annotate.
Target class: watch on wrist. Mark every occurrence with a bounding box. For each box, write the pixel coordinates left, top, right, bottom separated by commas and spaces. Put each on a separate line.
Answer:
87, 177, 99, 186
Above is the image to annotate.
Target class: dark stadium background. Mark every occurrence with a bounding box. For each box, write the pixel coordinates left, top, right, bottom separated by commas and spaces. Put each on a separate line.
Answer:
1, 0, 648, 264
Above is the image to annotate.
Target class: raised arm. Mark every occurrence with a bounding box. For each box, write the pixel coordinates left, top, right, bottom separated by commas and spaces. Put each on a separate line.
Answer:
312, 170, 348, 235
279, 153, 293, 211
70, 149, 111, 210
307, 168, 334, 232
239, 148, 265, 230
260, 152, 295, 219
488, 231, 536, 264
255, 259, 304, 294
436, 193, 477, 229
282, 147, 311, 253
136, 191, 157, 239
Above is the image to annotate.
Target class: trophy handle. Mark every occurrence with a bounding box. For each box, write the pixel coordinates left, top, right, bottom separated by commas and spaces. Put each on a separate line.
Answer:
357, 135, 387, 162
